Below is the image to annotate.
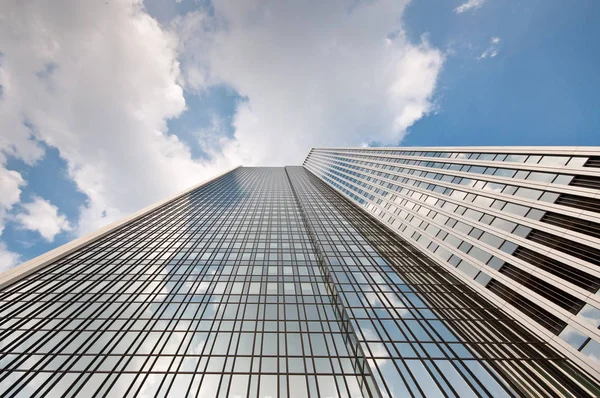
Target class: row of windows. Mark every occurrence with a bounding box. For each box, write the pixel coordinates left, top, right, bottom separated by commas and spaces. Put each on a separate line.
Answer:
0, 371, 371, 398
320, 148, 588, 168
307, 154, 597, 287
309, 152, 573, 214
325, 153, 579, 188
307, 159, 522, 277
308, 155, 561, 231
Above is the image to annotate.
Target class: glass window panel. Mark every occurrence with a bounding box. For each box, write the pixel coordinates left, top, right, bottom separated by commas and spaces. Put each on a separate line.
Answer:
434, 361, 476, 396
579, 304, 600, 328
527, 172, 556, 183
229, 375, 249, 398
180, 356, 199, 372
487, 257, 504, 271
506, 155, 527, 163
317, 375, 339, 398
494, 168, 516, 178
581, 339, 600, 363
454, 222, 472, 235
464, 209, 483, 221
289, 376, 309, 398
259, 375, 278, 398
553, 174, 574, 185
473, 196, 494, 208
284, 283, 295, 295
479, 154, 496, 161
503, 203, 529, 217
480, 214, 494, 225
525, 208, 545, 221
515, 187, 542, 201
474, 272, 492, 286
470, 247, 492, 264
502, 185, 518, 195
464, 362, 513, 398
287, 333, 303, 356
457, 261, 479, 279
405, 360, 444, 397
500, 241, 517, 255
458, 242, 473, 253
539, 192, 559, 203
567, 157, 588, 167
515, 170, 530, 180
198, 374, 221, 398
491, 200, 506, 210
491, 218, 517, 233
559, 325, 588, 350
539, 156, 568, 166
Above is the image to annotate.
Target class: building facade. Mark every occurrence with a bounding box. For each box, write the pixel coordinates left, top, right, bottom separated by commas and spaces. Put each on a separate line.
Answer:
0, 153, 598, 397
304, 146, 600, 382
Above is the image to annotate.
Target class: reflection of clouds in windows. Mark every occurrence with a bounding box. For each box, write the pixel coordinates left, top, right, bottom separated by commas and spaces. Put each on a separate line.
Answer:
582, 340, 600, 363
579, 304, 600, 327
197, 374, 220, 397
138, 373, 163, 397
229, 374, 250, 398
359, 327, 390, 366
376, 359, 411, 396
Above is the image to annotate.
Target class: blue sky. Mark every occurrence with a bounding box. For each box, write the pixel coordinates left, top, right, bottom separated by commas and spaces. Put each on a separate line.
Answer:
402, 0, 600, 147
0, 0, 598, 269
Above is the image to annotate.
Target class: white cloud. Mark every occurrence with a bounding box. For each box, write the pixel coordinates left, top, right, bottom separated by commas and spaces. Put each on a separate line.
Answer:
16, 197, 71, 241
193, 114, 232, 159
0, 0, 231, 236
454, 0, 486, 14
0, 157, 25, 272
174, 0, 444, 167
0, 0, 444, 258
0, 161, 24, 219
0, 156, 24, 239
478, 36, 501, 60
0, 242, 20, 272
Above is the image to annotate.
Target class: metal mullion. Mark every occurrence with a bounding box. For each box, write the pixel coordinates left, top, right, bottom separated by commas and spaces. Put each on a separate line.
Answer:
287, 167, 383, 398
87, 246, 206, 397
0, 244, 169, 385
423, 359, 465, 398
90, 258, 195, 396
45, 241, 189, 396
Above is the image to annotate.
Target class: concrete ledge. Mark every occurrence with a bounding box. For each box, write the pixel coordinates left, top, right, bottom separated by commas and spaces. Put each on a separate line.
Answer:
309, 146, 600, 156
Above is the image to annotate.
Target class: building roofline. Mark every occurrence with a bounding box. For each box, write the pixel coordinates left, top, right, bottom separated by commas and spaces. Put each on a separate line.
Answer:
310, 146, 600, 155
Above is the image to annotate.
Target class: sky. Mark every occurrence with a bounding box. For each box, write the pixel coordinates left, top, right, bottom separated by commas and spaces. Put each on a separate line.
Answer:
0, 0, 599, 270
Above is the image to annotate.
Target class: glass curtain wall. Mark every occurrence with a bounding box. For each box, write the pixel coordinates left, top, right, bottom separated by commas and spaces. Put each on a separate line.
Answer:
0, 166, 598, 397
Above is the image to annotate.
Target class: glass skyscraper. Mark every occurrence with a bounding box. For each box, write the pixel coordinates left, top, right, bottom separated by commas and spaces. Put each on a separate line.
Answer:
1, 147, 599, 397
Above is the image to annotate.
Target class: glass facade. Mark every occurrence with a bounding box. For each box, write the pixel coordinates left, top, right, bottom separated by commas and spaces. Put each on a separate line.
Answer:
1, 162, 599, 397
304, 147, 600, 379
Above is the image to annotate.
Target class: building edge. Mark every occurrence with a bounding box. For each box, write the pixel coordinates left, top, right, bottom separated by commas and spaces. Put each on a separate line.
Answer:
308, 146, 600, 156
0, 166, 241, 289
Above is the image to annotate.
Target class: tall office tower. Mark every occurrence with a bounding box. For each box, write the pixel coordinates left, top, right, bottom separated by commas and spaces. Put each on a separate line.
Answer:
0, 159, 598, 397
304, 147, 600, 384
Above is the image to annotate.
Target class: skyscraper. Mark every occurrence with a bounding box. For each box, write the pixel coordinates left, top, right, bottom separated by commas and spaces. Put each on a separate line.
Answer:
0, 148, 599, 397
